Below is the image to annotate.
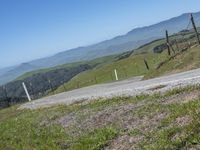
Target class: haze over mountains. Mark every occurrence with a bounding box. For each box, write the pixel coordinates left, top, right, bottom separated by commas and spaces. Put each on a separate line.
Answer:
0, 11, 200, 85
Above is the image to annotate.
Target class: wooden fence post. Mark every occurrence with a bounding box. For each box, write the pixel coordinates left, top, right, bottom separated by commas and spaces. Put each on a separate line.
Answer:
167, 43, 175, 54
190, 13, 200, 45
166, 30, 171, 55
144, 58, 149, 70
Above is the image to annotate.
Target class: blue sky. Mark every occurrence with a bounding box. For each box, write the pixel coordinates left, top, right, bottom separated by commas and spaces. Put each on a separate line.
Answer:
0, 0, 200, 68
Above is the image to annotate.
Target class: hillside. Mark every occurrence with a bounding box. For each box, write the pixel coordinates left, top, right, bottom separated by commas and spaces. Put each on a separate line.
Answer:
0, 11, 200, 85
54, 29, 199, 94
0, 27, 199, 108
144, 45, 200, 79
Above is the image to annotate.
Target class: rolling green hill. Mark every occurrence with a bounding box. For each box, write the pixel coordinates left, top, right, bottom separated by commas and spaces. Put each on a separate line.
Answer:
1, 29, 199, 108
54, 52, 168, 94
144, 45, 200, 79
53, 30, 199, 94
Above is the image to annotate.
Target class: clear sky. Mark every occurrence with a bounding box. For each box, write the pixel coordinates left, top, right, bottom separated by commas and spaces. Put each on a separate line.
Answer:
0, 0, 200, 68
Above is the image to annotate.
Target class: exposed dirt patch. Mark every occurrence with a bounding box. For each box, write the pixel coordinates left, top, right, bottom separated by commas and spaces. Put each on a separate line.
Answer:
171, 131, 186, 142
173, 115, 192, 127
53, 89, 200, 148
104, 112, 169, 149
55, 98, 167, 143
160, 90, 200, 105
104, 135, 143, 150
82, 103, 142, 130
56, 102, 144, 135
56, 111, 79, 128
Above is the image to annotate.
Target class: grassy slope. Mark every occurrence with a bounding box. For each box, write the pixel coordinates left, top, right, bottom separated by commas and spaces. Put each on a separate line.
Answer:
1, 85, 200, 149
54, 42, 169, 93
144, 45, 200, 79
55, 33, 199, 93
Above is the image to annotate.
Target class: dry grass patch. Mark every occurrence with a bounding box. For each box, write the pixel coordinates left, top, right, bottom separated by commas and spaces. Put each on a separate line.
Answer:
160, 90, 200, 105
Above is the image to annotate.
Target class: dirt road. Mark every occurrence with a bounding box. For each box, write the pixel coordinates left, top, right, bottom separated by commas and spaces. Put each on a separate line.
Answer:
20, 68, 200, 109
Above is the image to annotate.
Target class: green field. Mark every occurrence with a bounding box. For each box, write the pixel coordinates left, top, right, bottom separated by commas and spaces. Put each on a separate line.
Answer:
1, 85, 200, 149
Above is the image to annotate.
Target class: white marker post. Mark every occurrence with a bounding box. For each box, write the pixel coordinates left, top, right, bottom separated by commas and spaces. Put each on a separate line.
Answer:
114, 69, 119, 81
22, 82, 31, 101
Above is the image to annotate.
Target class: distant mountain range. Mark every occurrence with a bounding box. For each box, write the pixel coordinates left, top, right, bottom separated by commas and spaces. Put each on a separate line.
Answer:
0, 63, 37, 85
0, 11, 200, 85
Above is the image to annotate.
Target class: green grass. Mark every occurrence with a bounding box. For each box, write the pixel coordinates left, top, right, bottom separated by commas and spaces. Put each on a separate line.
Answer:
54, 51, 168, 93
0, 106, 68, 150
71, 127, 118, 150
0, 99, 122, 150
140, 101, 200, 149
1, 85, 200, 149
144, 45, 200, 79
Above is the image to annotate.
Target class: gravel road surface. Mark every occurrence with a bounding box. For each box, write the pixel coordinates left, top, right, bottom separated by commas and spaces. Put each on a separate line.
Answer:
20, 68, 200, 109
